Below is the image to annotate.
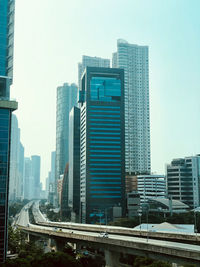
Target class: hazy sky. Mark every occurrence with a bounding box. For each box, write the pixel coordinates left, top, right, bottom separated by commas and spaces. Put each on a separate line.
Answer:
11, 0, 200, 186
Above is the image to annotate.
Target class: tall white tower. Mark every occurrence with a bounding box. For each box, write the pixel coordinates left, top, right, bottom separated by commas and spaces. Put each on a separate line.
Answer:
113, 39, 151, 174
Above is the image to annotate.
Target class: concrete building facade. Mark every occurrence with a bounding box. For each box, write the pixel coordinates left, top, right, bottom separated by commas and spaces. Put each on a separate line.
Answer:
137, 174, 166, 203
112, 39, 151, 175
166, 155, 200, 208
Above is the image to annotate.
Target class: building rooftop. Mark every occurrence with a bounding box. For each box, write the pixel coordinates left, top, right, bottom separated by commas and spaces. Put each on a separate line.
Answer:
134, 222, 194, 234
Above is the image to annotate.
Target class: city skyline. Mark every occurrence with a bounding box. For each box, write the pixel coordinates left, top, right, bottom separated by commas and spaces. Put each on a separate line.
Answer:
11, 0, 200, 184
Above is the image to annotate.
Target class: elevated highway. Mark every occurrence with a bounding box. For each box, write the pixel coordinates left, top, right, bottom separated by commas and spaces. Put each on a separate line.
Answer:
16, 201, 200, 266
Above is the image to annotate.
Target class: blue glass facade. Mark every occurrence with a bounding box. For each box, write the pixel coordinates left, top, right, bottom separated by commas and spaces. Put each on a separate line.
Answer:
0, 0, 16, 262
0, 108, 11, 262
0, 0, 8, 76
80, 67, 125, 224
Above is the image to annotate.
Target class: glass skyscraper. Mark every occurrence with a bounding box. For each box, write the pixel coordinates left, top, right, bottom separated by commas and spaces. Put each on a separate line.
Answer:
0, 0, 17, 262
79, 67, 125, 224
55, 83, 78, 206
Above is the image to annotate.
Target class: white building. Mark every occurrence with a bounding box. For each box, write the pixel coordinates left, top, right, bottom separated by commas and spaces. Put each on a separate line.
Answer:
112, 39, 150, 174
78, 55, 110, 90
166, 155, 200, 208
137, 175, 166, 203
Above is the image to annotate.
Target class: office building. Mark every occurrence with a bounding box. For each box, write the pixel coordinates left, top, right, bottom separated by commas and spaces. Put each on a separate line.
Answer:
55, 83, 78, 205
68, 106, 80, 221
166, 155, 200, 208
0, 0, 17, 262
113, 39, 150, 175
79, 67, 125, 224
137, 175, 166, 203
127, 191, 140, 218
78, 55, 110, 90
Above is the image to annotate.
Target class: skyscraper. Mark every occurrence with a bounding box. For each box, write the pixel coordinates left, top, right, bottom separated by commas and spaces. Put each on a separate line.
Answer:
79, 67, 125, 224
0, 0, 17, 262
68, 106, 80, 221
113, 39, 151, 175
78, 55, 110, 90
55, 83, 78, 205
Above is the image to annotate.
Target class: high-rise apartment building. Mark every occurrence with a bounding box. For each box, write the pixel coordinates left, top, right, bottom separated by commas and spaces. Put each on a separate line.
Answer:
55, 83, 78, 205
68, 106, 80, 221
166, 156, 200, 208
78, 55, 110, 90
137, 175, 166, 203
113, 39, 150, 175
0, 0, 17, 262
79, 67, 125, 224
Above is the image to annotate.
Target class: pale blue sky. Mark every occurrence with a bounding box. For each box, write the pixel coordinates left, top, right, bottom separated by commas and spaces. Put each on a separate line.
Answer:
11, 0, 200, 185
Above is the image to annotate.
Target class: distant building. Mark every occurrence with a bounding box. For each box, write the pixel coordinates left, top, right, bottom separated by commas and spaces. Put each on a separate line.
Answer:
55, 83, 78, 206
79, 67, 125, 224
31, 155, 41, 199
137, 175, 166, 203
166, 155, 200, 208
78, 55, 110, 90
24, 156, 41, 200
0, 0, 17, 262
24, 158, 34, 200
68, 107, 80, 222
113, 39, 151, 175
127, 191, 140, 218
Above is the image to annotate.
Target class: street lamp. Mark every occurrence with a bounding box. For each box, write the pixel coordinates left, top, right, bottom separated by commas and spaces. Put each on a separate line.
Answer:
142, 203, 150, 242
194, 210, 197, 238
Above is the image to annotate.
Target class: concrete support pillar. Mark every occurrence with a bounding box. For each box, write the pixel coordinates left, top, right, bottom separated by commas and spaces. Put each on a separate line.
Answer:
105, 250, 121, 267
26, 233, 30, 243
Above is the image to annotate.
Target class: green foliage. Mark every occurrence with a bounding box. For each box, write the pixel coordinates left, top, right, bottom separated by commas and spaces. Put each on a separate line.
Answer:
8, 226, 26, 254
9, 200, 29, 218
32, 251, 80, 267
40, 203, 61, 222
132, 256, 171, 267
